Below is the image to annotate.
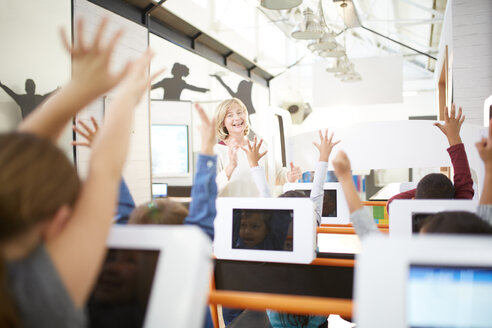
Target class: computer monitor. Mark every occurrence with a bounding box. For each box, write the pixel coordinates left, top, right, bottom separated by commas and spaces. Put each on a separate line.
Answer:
151, 124, 189, 176
389, 200, 478, 237
152, 182, 168, 199
355, 235, 492, 327
282, 182, 350, 225
214, 197, 316, 264
88, 225, 212, 328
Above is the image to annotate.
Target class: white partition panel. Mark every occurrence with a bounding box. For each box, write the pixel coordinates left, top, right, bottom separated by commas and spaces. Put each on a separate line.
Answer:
289, 121, 487, 193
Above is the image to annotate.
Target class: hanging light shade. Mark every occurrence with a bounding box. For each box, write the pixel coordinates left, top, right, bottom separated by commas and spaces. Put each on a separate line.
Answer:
318, 44, 345, 58
291, 8, 324, 40
307, 31, 337, 51
260, 0, 302, 10
326, 57, 351, 73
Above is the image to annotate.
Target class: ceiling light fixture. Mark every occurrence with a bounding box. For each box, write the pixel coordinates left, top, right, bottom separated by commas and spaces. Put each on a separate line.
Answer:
318, 45, 346, 58
291, 8, 324, 40
260, 0, 303, 10
307, 31, 337, 51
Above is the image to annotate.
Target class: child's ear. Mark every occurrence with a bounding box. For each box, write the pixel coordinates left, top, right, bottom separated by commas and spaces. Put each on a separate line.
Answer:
41, 205, 72, 242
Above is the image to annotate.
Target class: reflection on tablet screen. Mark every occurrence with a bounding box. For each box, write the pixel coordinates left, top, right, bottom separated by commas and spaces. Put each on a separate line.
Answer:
88, 249, 160, 328
293, 189, 337, 217
411, 212, 434, 233
232, 209, 293, 251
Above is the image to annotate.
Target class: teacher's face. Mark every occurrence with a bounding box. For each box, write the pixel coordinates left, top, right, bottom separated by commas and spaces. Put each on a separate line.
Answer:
224, 105, 247, 136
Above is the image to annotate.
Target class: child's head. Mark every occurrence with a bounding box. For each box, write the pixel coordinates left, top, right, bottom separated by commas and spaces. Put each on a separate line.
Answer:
0, 133, 81, 250
415, 173, 455, 199
128, 199, 188, 225
239, 210, 269, 248
215, 98, 249, 140
420, 211, 492, 234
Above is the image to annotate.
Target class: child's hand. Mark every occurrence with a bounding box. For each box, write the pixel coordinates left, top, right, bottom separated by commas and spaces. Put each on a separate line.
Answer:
242, 136, 267, 168
287, 162, 302, 182
333, 150, 352, 180
72, 116, 99, 148
476, 120, 492, 168
434, 104, 465, 146
195, 103, 216, 156
61, 18, 130, 98
313, 129, 341, 162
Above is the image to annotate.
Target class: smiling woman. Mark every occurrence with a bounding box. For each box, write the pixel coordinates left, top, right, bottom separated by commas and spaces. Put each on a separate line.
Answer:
214, 98, 301, 197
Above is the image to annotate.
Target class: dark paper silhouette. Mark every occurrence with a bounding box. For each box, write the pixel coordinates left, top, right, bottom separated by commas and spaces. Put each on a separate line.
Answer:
0, 79, 56, 119
151, 63, 209, 101
211, 75, 255, 115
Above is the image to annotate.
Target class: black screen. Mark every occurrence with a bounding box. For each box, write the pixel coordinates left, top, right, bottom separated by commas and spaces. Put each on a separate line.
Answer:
411, 212, 434, 233
232, 209, 293, 251
88, 249, 160, 328
294, 189, 337, 217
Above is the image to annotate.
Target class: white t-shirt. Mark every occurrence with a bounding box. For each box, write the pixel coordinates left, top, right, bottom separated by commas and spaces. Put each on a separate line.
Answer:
214, 142, 289, 197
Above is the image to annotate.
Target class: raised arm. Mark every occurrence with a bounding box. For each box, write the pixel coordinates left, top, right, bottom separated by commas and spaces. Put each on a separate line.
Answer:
45, 21, 159, 307
333, 151, 380, 238
242, 137, 271, 197
210, 74, 236, 97
18, 18, 130, 142
311, 129, 340, 225
184, 104, 218, 240
72, 116, 135, 220
476, 121, 492, 224
435, 104, 474, 199
0, 81, 22, 104
184, 82, 209, 93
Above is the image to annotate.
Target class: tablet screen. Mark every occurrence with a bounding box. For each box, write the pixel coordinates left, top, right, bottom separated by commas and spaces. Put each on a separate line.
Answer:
292, 189, 337, 217
88, 249, 160, 328
232, 209, 293, 251
411, 212, 434, 233
407, 265, 492, 327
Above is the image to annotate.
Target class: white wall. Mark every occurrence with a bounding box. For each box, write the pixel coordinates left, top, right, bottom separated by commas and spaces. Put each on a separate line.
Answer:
74, 0, 151, 205
451, 0, 492, 126
0, 0, 72, 158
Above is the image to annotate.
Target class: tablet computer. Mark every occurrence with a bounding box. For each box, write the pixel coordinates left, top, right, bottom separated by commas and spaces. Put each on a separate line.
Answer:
389, 199, 478, 237
88, 225, 212, 328
355, 235, 492, 327
282, 182, 349, 225
214, 197, 316, 264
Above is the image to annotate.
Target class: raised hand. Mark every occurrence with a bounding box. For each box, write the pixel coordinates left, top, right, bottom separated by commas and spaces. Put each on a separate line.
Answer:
313, 129, 341, 162
476, 120, 492, 168
242, 136, 268, 168
194, 103, 216, 156
333, 150, 352, 180
287, 162, 302, 183
72, 116, 99, 148
434, 104, 465, 146
61, 17, 130, 98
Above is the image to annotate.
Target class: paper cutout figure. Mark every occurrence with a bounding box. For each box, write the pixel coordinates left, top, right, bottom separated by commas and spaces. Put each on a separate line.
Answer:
0, 79, 57, 118
211, 75, 255, 116
151, 63, 209, 101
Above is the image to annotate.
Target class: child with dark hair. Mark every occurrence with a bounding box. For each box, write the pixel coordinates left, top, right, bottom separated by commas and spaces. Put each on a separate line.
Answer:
332, 116, 492, 238
387, 104, 474, 211
0, 18, 160, 328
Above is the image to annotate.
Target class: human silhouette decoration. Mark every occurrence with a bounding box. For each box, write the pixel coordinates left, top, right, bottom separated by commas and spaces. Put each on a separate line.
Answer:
0, 79, 57, 119
151, 62, 209, 101
211, 75, 255, 116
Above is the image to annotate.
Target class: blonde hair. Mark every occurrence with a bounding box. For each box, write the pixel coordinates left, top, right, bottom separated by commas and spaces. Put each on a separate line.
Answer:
128, 199, 189, 225
214, 98, 249, 141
